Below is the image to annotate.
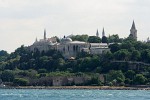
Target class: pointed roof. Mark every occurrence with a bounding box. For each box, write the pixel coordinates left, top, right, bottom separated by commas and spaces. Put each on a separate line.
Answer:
131, 20, 136, 29
96, 29, 99, 37
44, 29, 46, 40
102, 27, 105, 37
147, 37, 150, 41
35, 37, 38, 42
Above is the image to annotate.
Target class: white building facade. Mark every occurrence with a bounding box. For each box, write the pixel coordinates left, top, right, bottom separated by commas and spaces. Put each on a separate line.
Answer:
29, 30, 110, 59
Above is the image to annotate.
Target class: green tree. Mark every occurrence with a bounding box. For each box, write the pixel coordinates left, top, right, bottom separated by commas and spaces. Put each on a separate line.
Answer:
133, 74, 146, 85
0, 50, 9, 62
27, 69, 38, 79
108, 70, 125, 84
37, 56, 51, 70
108, 34, 121, 43
131, 50, 141, 61
134, 41, 147, 51
14, 45, 30, 57
125, 70, 135, 79
78, 56, 100, 72
102, 36, 108, 43
13, 78, 29, 86
125, 36, 137, 42
101, 51, 113, 61
1, 70, 15, 82
38, 69, 47, 73
0, 50, 8, 57
90, 76, 101, 86
70, 35, 89, 42
109, 43, 120, 53
141, 49, 150, 63
87, 36, 101, 43
114, 49, 130, 60
121, 41, 134, 50
54, 58, 65, 71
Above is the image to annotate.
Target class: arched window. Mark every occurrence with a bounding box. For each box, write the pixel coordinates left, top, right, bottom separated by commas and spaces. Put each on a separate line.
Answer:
73, 45, 76, 52
76, 45, 78, 51
68, 46, 70, 51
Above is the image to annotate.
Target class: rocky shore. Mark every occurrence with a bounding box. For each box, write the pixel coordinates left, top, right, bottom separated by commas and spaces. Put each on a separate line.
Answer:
1, 86, 150, 90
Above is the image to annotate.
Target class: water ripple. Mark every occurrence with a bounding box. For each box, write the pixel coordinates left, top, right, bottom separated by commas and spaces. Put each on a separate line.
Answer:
0, 89, 150, 100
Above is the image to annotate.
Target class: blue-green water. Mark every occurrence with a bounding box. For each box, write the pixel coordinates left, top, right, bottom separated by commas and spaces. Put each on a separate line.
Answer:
0, 89, 150, 100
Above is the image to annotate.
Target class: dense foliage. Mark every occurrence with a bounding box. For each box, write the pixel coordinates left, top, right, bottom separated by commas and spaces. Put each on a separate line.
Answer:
1, 34, 150, 86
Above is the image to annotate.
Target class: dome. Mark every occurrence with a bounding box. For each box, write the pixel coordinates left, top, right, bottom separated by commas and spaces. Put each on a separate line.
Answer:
48, 41, 53, 45
61, 37, 72, 43
66, 38, 72, 42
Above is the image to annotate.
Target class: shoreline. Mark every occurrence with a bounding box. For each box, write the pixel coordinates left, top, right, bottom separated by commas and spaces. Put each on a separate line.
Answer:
1, 86, 150, 90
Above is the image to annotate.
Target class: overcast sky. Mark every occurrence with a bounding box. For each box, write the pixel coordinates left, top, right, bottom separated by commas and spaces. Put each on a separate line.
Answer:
0, 0, 150, 53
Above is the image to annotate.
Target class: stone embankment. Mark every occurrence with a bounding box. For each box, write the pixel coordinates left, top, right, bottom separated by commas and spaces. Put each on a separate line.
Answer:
1, 86, 150, 90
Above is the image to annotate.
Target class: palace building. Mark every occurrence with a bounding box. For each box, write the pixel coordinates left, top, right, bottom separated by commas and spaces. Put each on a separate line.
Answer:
29, 29, 109, 59
29, 21, 137, 58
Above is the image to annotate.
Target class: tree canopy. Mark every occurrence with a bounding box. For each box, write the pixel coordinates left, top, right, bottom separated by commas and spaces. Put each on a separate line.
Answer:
0, 34, 150, 86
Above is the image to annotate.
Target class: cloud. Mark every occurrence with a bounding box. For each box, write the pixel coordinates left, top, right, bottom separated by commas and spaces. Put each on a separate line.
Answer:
0, 0, 150, 52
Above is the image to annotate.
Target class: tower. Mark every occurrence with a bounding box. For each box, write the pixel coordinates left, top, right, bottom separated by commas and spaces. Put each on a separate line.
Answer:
102, 27, 105, 37
102, 28, 108, 43
44, 29, 46, 40
147, 37, 150, 42
130, 21, 137, 40
35, 37, 38, 42
96, 29, 99, 37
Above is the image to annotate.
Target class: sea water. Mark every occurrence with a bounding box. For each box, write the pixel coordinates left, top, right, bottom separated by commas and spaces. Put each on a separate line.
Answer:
0, 89, 150, 100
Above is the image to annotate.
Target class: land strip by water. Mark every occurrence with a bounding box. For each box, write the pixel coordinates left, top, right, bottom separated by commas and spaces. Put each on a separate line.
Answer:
1, 86, 150, 90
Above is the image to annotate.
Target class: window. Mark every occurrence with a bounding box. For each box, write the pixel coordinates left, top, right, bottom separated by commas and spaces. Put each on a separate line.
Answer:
76, 45, 78, 51
63, 47, 65, 52
68, 46, 70, 51
73, 45, 75, 52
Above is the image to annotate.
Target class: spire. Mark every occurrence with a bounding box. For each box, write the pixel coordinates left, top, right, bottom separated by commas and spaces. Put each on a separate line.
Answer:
44, 29, 46, 40
147, 37, 150, 42
130, 20, 137, 40
102, 27, 105, 37
96, 29, 99, 37
35, 37, 38, 42
131, 20, 136, 29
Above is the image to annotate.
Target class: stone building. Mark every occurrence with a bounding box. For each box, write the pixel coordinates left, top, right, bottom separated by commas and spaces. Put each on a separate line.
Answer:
29, 29, 110, 59
90, 43, 110, 55
56, 36, 110, 58
130, 20, 137, 40
52, 76, 91, 86
52, 76, 68, 86
29, 30, 57, 52
57, 37, 90, 58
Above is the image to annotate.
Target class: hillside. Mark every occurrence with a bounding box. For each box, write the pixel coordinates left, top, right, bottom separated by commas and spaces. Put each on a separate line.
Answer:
0, 35, 150, 86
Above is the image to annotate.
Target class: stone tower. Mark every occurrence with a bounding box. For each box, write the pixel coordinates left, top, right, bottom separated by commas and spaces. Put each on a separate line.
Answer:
130, 21, 137, 40
35, 37, 38, 42
96, 29, 99, 37
102, 27, 105, 37
44, 29, 46, 40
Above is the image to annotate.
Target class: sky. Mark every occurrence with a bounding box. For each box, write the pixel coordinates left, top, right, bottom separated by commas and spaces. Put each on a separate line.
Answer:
0, 0, 150, 53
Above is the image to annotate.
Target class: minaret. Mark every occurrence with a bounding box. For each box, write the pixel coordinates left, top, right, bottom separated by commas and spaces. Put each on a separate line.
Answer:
44, 29, 46, 40
96, 29, 99, 37
102, 27, 105, 37
35, 37, 38, 42
147, 37, 150, 42
130, 20, 137, 40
